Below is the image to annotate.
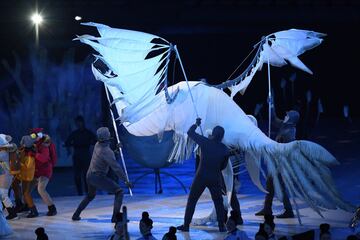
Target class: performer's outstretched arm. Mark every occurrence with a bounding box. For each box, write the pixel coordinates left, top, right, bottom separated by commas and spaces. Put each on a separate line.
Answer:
187, 118, 207, 147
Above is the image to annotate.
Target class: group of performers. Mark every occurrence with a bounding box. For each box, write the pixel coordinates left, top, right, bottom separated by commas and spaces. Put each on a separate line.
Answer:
72, 103, 299, 238
0, 128, 57, 235
0, 103, 301, 238
1, 103, 358, 239
176, 103, 300, 233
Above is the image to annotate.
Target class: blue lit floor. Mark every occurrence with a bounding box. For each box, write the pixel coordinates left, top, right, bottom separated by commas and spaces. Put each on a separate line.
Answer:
5, 193, 356, 240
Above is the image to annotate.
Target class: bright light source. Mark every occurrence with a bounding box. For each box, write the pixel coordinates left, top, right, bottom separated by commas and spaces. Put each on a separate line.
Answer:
31, 13, 43, 25
75, 16, 82, 21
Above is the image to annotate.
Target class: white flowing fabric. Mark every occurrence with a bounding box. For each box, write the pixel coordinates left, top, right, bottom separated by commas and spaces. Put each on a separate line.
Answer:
77, 23, 355, 216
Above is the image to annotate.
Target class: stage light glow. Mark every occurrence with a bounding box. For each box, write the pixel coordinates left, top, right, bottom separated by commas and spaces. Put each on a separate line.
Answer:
31, 13, 43, 25
75, 16, 82, 21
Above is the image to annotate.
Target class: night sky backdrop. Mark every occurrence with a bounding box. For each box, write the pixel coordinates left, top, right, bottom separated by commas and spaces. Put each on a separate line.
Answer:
1, 0, 359, 118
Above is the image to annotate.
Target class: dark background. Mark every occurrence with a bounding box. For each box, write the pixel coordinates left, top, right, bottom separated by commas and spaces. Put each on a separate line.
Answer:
0, 0, 359, 118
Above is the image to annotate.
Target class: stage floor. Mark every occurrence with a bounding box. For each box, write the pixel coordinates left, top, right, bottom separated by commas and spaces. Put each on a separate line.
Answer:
5, 193, 355, 240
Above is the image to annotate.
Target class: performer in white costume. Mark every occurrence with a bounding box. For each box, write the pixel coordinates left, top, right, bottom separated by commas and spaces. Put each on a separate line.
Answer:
0, 134, 19, 220
0, 134, 14, 236
0, 209, 12, 237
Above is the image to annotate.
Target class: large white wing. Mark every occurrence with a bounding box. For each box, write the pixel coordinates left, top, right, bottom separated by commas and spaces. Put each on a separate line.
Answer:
75, 22, 171, 122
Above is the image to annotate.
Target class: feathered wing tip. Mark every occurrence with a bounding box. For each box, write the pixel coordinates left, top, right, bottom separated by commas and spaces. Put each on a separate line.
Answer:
168, 133, 195, 164
79, 22, 168, 43
252, 140, 356, 216
295, 140, 339, 166
245, 151, 268, 193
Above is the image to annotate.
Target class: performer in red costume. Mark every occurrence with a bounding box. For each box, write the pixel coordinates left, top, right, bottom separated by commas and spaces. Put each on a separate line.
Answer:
27, 128, 57, 218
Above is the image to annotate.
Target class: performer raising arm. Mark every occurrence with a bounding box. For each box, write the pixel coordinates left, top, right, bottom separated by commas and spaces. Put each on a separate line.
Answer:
72, 127, 132, 222
177, 118, 229, 232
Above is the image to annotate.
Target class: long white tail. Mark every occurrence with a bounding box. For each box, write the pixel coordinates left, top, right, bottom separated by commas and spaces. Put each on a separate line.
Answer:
247, 139, 355, 216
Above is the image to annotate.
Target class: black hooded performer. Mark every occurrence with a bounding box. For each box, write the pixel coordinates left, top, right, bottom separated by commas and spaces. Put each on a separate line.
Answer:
65, 115, 97, 195
72, 127, 132, 222
177, 118, 229, 232
255, 104, 300, 219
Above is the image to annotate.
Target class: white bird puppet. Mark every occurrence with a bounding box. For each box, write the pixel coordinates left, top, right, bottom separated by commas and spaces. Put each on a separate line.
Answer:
75, 23, 354, 221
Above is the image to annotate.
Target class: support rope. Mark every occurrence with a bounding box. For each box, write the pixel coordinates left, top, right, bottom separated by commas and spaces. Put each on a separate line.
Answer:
225, 42, 259, 82
174, 45, 204, 135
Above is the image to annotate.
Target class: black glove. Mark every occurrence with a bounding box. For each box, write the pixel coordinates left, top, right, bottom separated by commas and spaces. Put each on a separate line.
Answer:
125, 181, 133, 189
195, 118, 201, 126
116, 142, 123, 149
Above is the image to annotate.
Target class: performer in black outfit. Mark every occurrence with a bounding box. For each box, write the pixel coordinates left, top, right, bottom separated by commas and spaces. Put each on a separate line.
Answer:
255, 104, 299, 218
194, 148, 243, 226
177, 118, 229, 232
65, 116, 96, 195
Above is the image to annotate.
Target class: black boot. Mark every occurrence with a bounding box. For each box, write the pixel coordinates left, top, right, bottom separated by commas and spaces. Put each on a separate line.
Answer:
47, 205, 57, 216
26, 206, 39, 218
6, 207, 19, 220
276, 210, 294, 219
236, 214, 244, 225
176, 225, 189, 232
72, 209, 81, 221
72, 214, 81, 221
71, 193, 95, 221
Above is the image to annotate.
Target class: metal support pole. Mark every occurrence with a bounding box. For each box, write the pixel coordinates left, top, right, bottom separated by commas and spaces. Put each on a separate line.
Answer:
267, 56, 272, 137
104, 84, 133, 196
